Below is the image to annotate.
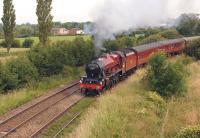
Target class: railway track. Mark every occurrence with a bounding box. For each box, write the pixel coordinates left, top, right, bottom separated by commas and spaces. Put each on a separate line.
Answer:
52, 112, 82, 138
0, 82, 84, 138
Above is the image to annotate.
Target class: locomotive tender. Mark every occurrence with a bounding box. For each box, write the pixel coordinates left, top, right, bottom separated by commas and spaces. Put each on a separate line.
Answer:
80, 37, 198, 95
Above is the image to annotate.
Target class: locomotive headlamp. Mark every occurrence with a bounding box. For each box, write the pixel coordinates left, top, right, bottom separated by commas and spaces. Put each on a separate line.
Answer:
79, 80, 83, 83
100, 81, 103, 85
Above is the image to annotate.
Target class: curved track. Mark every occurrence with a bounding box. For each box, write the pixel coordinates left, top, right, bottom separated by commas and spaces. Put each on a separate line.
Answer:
0, 82, 84, 138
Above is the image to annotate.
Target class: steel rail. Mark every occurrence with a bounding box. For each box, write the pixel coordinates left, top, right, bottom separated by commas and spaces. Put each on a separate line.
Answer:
53, 112, 82, 138
0, 81, 79, 127
0, 89, 81, 138
30, 96, 85, 138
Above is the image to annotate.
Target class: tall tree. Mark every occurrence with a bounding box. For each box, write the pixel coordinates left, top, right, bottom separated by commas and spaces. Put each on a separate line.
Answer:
1, 0, 16, 53
176, 13, 200, 36
36, 0, 53, 46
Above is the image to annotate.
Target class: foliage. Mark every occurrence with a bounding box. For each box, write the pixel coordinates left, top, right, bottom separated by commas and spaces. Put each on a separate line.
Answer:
176, 125, 200, 138
0, 64, 18, 93
0, 57, 38, 93
159, 29, 182, 39
145, 52, 186, 97
36, 0, 53, 46
139, 34, 166, 45
184, 38, 200, 60
6, 56, 39, 86
103, 36, 136, 51
1, 0, 16, 53
176, 13, 200, 36
28, 37, 95, 76
16, 25, 35, 38
0, 39, 21, 48
22, 39, 34, 48
27, 45, 65, 76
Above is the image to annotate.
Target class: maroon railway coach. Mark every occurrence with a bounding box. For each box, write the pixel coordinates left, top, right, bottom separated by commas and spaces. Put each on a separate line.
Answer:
80, 38, 188, 95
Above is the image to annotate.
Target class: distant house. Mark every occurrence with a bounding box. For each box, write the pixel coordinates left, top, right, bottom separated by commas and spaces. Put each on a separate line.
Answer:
51, 27, 85, 36
51, 28, 69, 35
77, 30, 85, 35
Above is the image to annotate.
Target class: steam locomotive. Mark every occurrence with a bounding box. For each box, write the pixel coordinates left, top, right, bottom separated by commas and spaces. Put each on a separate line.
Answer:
80, 37, 198, 95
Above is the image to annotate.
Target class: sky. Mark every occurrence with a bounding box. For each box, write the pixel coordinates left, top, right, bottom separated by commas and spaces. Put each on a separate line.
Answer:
0, 0, 200, 24
0, 0, 104, 24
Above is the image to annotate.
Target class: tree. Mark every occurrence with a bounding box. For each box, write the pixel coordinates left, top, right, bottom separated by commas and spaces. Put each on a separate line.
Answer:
145, 52, 186, 97
184, 38, 200, 60
1, 0, 16, 53
36, 0, 53, 46
176, 13, 200, 36
159, 29, 182, 39
139, 34, 166, 45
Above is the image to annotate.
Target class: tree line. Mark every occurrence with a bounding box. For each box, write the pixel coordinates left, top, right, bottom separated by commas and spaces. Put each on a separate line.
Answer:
1, 0, 54, 52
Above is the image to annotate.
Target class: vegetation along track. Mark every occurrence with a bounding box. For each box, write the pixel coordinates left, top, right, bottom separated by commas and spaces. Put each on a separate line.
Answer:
0, 82, 85, 138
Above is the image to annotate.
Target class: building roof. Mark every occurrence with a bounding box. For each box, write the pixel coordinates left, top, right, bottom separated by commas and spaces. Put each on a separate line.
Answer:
131, 38, 185, 53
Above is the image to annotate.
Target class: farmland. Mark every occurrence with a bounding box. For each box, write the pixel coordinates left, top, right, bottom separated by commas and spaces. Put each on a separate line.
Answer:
0, 35, 91, 45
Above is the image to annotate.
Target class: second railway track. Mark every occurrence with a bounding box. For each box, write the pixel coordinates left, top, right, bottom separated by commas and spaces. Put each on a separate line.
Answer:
0, 82, 84, 138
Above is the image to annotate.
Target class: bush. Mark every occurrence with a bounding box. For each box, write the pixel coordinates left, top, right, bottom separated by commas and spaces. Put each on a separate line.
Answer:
176, 125, 200, 138
0, 40, 21, 48
27, 45, 65, 76
0, 63, 19, 93
159, 29, 182, 39
28, 38, 95, 76
184, 38, 200, 60
0, 57, 39, 93
23, 39, 34, 48
145, 52, 186, 97
6, 57, 39, 86
139, 34, 166, 45
103, 36, 136, 51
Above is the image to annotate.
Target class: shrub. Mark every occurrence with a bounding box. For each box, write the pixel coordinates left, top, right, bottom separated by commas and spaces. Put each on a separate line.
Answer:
184, 38, 200, 60
12, 40, 21, 48
27, 45, 65, 76
0, 64, 19, 93
145, 52, 186, 97
176, 125, 200, 138
0, 40, 21, 48
6, 57, 39, 86
139, 34, 166, 45
22, 39, 34, 48
159, 29, 182, 39
62, 66, 74, 77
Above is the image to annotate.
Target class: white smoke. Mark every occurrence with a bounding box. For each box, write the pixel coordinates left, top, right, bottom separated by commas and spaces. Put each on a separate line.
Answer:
91, 0, 200, 49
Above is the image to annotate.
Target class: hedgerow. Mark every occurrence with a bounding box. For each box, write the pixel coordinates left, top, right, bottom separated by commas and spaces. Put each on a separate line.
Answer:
0, 37, 95, 93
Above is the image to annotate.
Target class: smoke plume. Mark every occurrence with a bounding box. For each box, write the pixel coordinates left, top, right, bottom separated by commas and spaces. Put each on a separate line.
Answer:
91, 0, 200, 49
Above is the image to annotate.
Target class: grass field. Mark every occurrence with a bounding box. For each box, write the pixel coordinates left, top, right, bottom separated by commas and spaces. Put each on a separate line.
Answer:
0, 35, 91, 45
68, 60, 200, 138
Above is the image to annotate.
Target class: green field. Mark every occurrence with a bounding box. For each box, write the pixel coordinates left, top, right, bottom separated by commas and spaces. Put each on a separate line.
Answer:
0, 35, 91, 44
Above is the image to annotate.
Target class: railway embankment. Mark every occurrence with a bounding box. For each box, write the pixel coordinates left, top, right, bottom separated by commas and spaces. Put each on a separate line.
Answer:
68, 60, 200, 138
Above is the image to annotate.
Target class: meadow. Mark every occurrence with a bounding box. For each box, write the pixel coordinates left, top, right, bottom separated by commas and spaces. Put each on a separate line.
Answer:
0, 35, 91, 45
68, 60, 200, 138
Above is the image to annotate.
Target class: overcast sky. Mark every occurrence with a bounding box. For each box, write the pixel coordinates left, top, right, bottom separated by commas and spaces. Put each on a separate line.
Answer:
0, 0, 105, 24
0, 0, 200, 24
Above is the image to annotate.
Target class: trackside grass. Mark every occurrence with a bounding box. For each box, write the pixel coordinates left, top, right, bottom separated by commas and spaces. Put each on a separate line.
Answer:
0, 68, 84, 115
69, 70, 167, 138
41, 98, 96, 138
68, 61, 200, 138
